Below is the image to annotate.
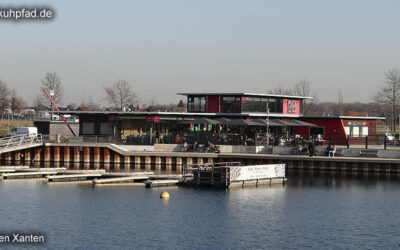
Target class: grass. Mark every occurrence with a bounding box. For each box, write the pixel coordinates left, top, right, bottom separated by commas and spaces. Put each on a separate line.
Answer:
0, 119, 33, 137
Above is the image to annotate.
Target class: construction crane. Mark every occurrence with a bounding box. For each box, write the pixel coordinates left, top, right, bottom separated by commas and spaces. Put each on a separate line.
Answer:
43, 88, 77, 137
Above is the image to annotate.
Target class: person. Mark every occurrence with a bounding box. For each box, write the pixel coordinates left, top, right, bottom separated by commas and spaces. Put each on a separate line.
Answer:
205, 141, 214, 153
192, 141, 199, 151
327, 144, 336, 157
174, 134, 180, 144
181, 140, 188, 152
155, 131, 160, 144
308, 141, 315, 157
20, 153, 25, 166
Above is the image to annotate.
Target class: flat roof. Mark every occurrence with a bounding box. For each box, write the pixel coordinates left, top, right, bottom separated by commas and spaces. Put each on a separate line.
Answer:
50, 111, 301, 118
177, 92, 313, 99
301, 116, 385, 120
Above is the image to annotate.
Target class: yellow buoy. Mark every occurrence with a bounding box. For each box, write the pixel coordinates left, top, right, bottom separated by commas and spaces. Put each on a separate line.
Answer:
160, 191, 170, 199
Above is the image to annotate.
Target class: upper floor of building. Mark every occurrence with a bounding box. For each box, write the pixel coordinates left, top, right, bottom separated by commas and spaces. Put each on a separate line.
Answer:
178, 92, 313, 116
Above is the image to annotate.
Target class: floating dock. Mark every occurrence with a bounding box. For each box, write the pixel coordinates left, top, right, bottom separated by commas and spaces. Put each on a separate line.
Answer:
145, 179, 181, 188
183, 162, 286, 188
46, 173, 103, 182
92, 176, 149, 185
1, 171, 58, 179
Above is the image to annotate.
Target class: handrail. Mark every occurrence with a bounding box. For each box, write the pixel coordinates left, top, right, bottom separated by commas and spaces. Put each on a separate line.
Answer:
0, 133, 43, 152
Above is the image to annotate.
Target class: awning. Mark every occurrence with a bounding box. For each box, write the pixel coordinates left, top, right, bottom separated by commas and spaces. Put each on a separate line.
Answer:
253, 118, 285, 127
287, 119, 319, 127
192, 117, 221, 125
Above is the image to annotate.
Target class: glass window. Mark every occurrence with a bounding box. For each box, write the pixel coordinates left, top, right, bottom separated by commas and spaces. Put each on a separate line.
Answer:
188, 96, 205, 112
82, 122, 95, 135
100, 122, 112, 135
222, 96, 240, 113
242, 97, 254, 112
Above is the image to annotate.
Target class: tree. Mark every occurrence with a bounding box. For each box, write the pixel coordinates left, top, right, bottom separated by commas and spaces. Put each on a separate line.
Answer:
0, 80, 10, 112
10, 89, 26, 114
40, 72, 63, 109
337, 90, 343, 116
293, 79, 318, 116
104, 79, 138, 111
270, 86, 293, 95
375, 69, 400, 133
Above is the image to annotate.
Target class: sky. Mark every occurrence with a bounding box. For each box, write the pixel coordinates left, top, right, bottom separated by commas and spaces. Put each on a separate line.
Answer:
1, 0, 400, 106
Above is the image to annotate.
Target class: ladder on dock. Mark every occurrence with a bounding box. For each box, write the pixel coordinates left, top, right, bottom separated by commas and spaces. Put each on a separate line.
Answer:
0, 134, 43, 154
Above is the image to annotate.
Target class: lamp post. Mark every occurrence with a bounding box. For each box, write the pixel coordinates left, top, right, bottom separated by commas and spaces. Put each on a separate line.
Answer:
49, 89, 55, 121
266, 101, 270, 147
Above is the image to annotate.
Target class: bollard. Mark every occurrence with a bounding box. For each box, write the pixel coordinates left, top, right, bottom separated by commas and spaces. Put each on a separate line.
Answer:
346, 135, 350, 149
365, 136, 368, 149
384, 136, 387, 150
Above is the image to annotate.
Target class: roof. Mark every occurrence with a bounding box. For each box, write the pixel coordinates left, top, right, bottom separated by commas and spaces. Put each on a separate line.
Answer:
50, 110, 302, 118
177, 92, 313, 99
301, 116, 385, 120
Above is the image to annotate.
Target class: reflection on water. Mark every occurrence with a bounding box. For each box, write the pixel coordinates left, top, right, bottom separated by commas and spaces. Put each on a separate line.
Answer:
1, 170, 400, 249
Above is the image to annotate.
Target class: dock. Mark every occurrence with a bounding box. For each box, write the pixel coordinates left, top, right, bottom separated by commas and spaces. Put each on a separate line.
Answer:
92, 176, 149, 185
46, 173, 103, 182
1, 171, 58, 179
145, 179, 181, 188
183, 162, 286, 188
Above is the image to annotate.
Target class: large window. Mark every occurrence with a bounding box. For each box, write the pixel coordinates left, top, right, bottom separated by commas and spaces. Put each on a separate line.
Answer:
222, 96, 241, 113
187, 96, 206, 112
241, 97, 280, 113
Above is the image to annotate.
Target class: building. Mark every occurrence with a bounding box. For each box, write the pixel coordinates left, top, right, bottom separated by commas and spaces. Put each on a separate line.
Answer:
45, 92, 384, 145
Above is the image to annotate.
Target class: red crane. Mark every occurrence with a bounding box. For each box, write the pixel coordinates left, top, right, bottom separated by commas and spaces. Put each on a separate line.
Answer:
43, 88, 77, 137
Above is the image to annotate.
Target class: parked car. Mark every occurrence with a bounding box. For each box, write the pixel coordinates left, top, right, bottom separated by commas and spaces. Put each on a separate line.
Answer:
384, 132, 396, 141
7, 127, 38, 137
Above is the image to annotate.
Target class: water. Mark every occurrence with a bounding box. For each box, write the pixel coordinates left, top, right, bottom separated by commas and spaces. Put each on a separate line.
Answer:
1, 171, 400, 249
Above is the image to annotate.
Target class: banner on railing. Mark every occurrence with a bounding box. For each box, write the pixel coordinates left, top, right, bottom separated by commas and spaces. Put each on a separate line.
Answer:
229, 164, 285, 182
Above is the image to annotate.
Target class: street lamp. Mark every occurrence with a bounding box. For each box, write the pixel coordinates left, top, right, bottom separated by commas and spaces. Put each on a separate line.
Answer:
266, 101, 270, 147
49, 89, 55, 120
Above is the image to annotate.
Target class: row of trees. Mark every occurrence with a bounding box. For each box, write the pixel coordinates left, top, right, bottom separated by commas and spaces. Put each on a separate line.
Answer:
0, 80, 27, 114
1, 69, 400, 132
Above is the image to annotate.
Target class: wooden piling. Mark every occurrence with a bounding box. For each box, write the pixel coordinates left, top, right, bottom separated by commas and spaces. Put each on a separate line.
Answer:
74, 147, 80, 163
54, 146, 60, 162
44, 147, 50, 162
84, 147, 90, 163
64, 147, 70, 162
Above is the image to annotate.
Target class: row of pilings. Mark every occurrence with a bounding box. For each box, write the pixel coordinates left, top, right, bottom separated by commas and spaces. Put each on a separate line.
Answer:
1, 145, 400, 174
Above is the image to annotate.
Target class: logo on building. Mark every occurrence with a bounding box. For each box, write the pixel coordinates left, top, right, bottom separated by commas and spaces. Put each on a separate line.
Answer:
287, 100, 297, 113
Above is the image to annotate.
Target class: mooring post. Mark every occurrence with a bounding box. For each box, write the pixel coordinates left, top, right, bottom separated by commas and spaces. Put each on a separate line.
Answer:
384, 136, 387, 150
347, 135, 350, 149
365, 136, 368, 149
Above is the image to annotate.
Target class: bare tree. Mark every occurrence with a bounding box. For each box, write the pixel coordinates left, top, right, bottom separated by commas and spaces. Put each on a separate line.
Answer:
293, 79, 318, 116
269, 86, 293, 95
375, 69, 400, 133
337, 90, 343, 116
104, 79, 138, 111
10, 89, 26, 114
0, 79, 10, 111
33, 95, 47, 111
40, 72, 63, 109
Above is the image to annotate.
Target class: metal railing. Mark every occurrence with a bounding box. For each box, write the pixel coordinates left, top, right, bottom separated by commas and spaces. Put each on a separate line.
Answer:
0, 133, 43, 152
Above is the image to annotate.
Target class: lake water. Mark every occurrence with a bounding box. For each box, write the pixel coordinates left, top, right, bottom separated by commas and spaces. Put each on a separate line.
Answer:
1, 171, 400, 249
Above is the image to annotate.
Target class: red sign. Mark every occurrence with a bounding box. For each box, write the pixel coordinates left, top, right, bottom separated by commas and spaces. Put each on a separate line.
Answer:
147, 116, 160, 122
245, 117, 251, 120
108, 115, 116, 121
242, 97, 247, 103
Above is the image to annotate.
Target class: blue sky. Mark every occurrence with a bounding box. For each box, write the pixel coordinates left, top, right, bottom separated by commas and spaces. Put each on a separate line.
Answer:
1, 0, 400, 106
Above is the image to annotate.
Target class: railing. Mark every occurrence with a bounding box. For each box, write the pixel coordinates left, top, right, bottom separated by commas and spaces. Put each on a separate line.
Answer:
0, 133, 43, 152
43, 135, 124, 144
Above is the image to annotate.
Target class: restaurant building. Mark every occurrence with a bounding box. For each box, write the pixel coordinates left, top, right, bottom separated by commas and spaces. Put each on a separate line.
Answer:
47, 92, 384, 145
